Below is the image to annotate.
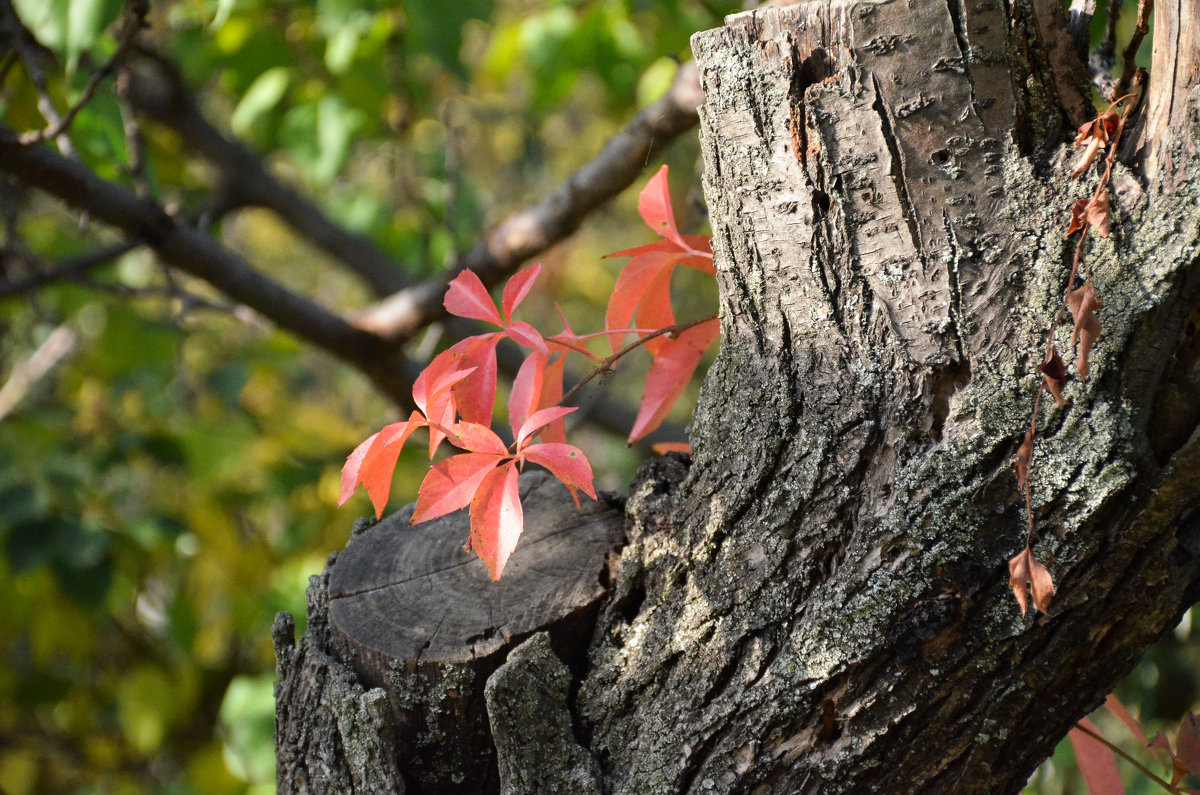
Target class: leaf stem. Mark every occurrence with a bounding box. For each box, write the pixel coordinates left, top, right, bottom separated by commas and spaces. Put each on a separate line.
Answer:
1021, 90, 1140, 539
558, 314, 718, 408
1072, 721, 1176, 792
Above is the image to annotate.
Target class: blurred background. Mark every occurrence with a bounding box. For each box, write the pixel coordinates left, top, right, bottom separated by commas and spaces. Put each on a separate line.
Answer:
0, 0, 1189, 793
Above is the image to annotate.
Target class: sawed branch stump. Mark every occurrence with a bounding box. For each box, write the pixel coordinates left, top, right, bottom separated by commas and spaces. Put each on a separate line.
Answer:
274, 470, 624, 793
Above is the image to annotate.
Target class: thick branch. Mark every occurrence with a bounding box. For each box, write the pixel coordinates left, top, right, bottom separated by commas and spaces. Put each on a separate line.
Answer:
125, 51, 410, 296
126, 51, 696, 441
0, 126, 417, 404
354, 62, 705, 343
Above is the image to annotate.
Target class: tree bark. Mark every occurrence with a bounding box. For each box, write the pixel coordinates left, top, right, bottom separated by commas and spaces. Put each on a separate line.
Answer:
276, 0, 1200, 791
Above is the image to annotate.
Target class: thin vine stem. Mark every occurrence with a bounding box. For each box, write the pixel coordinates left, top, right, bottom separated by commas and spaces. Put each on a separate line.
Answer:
558, 314, 719, 408
1018, 92, 1138, 551
1072, 721, 1176, 792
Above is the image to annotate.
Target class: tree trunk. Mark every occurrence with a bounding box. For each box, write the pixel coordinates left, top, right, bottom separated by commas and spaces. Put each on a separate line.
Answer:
275, 0, 1200, 791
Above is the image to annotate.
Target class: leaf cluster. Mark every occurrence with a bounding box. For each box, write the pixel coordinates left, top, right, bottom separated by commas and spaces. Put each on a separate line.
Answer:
340, 167, 719, 579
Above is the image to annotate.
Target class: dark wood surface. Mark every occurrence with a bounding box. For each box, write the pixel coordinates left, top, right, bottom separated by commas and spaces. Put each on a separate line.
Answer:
329, 470, 624, 666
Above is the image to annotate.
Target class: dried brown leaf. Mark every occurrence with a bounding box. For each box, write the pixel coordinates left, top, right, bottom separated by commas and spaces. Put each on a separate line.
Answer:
1008, 546, 1054, 616
1071, 137, 1104, 179
1087, 188, 1112, 238
1014, 430, 1033, 492
1073, 118, 1099, 148
1068, 284, 1104, 380
1029, 555, 1054, 613
1070, 112, 1117, 178
1067, 198, 1089, 236
1008, 552, 1056, 619
1039, 347, 1069, 407
1008, 547, 1032, 616
1097, 111, 1120, 140
1073, 112, 1117, 148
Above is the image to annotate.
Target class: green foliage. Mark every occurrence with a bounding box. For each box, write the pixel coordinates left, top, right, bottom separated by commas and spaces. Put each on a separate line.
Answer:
0, 0, 733, 791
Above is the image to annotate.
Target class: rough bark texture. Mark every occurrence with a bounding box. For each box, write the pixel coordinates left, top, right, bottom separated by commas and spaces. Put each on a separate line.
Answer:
274, 566, 406, 794
484, 633, 603, 794
276, 472, 624, 792
276, 0, 1200, 791
578, 1, 1200, 792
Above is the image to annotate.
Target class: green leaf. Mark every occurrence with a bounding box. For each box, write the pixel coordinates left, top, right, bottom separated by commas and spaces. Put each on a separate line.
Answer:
13, 0, 121, 70
219, 674, 277, 783
404, 0, 493, 77
313, 96, 364, 183
231, 67, 292, 138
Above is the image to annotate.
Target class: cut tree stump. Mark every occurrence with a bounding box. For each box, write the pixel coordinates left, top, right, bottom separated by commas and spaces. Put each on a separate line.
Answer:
275, 469, 624, 794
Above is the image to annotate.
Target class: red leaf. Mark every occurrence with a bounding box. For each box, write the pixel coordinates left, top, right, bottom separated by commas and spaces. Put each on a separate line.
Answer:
536, 353, 568, 444
339, 432, 379, 507
1150, 731, 1191, 788
607, 239, 687, 258
444, 268, 502, 325
412, 452, 504, 524
412, 348, 469, 418
509, 352, 547, 439
501, 263, 541, 324
1177, 713, 1200, 774
638, 165, 688, 250
1069, 719, 1126, 795
607, 236, 715, 273
628, 318, 720, 444
522, 443, 597, 500
450, 334, 501, 426
358, 418, 424, 516
1040, 347, 1069, 407
1014, 430, 1033, 492
441, 422, 509, 455
652, 441, 691, 455
505, 320, 550, 355
469, 461, 523, 581
605, 251, 677, 355
1068, 284, 1104, 380
635, 265, 677, 357
516, 405, 578, 450
1103, 694, 1149, 746
548, 306, 593, 357
1008, 545, 1054, 616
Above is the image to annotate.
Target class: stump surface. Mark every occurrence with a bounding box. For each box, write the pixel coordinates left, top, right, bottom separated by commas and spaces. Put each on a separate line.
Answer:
325, 470, 624, 792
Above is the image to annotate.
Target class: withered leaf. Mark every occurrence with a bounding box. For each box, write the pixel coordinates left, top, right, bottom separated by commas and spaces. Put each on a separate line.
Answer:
1039, 347, 1069, 406
1087, 189, 1111, 238
1008, 545, 1054, 616
1014, 430, 1033, 492
1066, 198, 1089, 236
1097, 111, 1120, 140
1073, 111, 1118, 148
1068, 284, 1104, 380
1070, 112, 1117, 179
1071, 137, 1104, 179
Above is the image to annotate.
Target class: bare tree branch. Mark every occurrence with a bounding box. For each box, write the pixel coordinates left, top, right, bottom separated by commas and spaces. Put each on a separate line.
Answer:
124, 51, 411, 296
0, 0, 77, 158
123, 50, 699, 442
16, 0, 148, 145
0, 323, 76, 419
0, 241, 139, 299
355, 61, 705, 343
0, 125, 419, 405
